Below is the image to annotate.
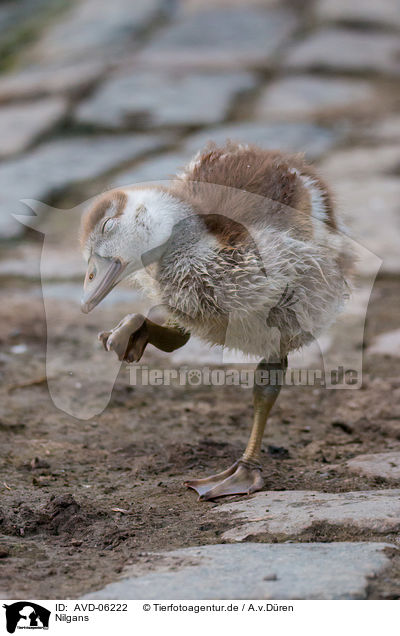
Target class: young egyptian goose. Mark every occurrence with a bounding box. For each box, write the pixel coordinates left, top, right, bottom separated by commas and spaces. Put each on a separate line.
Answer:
80, 142, 353, 500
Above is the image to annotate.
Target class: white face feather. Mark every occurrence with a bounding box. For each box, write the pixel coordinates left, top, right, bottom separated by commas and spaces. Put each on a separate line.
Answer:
90, 188, 190, 275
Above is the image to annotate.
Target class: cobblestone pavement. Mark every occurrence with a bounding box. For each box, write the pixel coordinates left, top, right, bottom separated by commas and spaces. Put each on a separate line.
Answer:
0, 0, 400, 599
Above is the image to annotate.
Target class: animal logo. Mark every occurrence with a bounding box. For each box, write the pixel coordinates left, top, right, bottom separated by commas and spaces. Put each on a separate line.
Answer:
3, 602, 50, 634
188, 369, 202, 385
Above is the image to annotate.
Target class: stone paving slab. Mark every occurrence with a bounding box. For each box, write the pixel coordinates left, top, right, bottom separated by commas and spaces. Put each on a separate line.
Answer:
184, 121, 342, 160
112, 152, 190, 187
347, 452, 400, 479
319, 145, 400, 179
315, 0, 400, 30
75, 70, 257, 128
139, 7, 298, 69
83, 542, 392, 600
210, 490, 400, 541
182, 0, 278, 11
368, 330, 400, 359
0, 97, 67, 159
255, 75, 377, 121
0, 133, 170, 239
361, 116, 400, 142
331, 177, 400, 275
28, 0, 165, 65
285, 28, 400, 75
0, 61, 105, 103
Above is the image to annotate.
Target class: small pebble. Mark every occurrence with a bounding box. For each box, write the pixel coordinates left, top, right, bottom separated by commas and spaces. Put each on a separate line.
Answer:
10, 344, 27, 354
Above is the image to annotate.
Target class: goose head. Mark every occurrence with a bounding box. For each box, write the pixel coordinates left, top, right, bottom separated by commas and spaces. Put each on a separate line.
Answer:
80, 187, 187, 313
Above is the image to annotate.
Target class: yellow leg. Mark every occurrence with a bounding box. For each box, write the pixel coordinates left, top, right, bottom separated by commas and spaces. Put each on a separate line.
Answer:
241, 359, 285, 466
185, 358, 287, 500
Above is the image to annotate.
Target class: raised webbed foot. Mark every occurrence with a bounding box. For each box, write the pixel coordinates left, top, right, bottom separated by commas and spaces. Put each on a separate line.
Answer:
98, 313, 148, 363
184, 460, 264, 501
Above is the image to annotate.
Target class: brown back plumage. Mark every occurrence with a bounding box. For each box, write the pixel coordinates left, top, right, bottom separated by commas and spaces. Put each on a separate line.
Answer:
170, 142, 336, 245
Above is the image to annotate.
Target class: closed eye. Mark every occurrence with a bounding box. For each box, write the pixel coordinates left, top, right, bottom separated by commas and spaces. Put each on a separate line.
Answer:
101, 217, 116, 234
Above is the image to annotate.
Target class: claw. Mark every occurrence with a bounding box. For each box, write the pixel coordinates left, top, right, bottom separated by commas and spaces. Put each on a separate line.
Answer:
185, 461, 264, 501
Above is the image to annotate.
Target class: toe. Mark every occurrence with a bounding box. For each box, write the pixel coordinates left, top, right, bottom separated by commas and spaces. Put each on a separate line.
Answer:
106, 334, 127, 360
98, 331, 111, 350
186, 464, 263, 500
247, 471, 264, 494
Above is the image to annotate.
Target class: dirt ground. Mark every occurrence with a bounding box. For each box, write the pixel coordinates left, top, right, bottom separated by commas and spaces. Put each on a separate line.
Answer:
1, 273, 400, 599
